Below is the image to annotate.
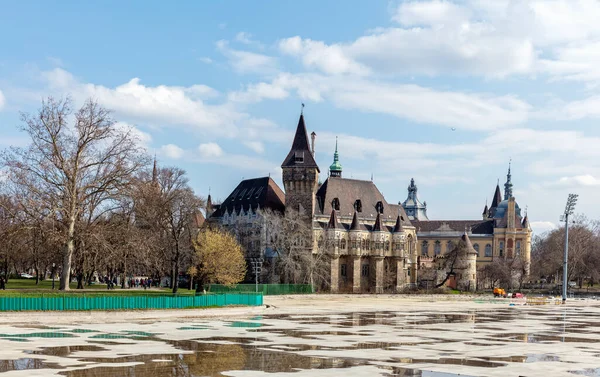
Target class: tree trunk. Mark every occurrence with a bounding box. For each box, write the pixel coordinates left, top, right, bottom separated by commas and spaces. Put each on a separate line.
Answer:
172, 259, 179, 294
60, 215, 76, 290
76, 273, 84, 289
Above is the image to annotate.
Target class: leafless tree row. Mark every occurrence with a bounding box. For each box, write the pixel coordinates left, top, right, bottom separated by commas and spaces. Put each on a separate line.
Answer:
0, 96, 209, 292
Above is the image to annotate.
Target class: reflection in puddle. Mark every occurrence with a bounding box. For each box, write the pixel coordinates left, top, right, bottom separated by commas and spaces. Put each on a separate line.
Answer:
1, 307, 600, 376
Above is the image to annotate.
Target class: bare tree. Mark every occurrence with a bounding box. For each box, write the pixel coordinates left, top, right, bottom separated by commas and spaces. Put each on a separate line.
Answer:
2, 97, 147, 290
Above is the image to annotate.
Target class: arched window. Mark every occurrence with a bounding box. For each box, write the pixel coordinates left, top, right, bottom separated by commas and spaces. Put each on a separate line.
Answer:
421, 241, 429, 256
447, 240, 454, 253
361, 239, 366, 249
434, 241, 441, 255
354, 199, 362, 213
332, 198, 340, 211
375, 201, 384, 214
485, 244, 492, 257
473, 243, 480, 256
340, 239, 346, 250
516, 241, 521, 256
499, 241, 504, 257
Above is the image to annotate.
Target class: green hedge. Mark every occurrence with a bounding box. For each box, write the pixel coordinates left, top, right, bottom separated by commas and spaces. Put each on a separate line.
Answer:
209, 284, 314, 295
0, 293, 263, 311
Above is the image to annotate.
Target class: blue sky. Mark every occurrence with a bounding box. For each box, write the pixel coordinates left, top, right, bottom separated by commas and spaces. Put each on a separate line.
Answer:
2, 0, 600, 235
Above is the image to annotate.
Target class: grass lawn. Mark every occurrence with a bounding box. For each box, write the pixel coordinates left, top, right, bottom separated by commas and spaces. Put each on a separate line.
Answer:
0, 278, 198, 297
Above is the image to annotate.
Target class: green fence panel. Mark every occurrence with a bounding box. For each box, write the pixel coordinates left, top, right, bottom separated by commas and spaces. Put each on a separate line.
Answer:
209, 284, 313, 295
0, 293, 262, 311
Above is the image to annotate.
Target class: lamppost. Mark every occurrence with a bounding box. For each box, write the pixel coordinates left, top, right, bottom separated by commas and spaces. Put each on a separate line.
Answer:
51, 263, 56, 290
249, 258, 263, 293
560, 193, 578, 304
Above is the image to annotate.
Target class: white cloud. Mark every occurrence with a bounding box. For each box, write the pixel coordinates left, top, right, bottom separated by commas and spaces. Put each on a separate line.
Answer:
198, 142, 224, 158
40, 68, 241, 136
275, 1, 600, 82
160, 144, 185, 159
113, 122, 152, 150
0, 89, 5, 110
530, 221, 558, 235
231, 73, 530, 130
555, 174, 600, 187
216, 40, 277, 74
198, 57, 213, 64
243, 141, 265, 154
279, 37, 371, 76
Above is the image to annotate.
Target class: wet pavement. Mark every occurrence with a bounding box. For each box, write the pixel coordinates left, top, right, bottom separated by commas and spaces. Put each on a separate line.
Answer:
1, 299, 600, 376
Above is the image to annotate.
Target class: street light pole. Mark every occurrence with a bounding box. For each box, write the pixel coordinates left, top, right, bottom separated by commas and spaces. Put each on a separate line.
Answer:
560, 193, 578, 304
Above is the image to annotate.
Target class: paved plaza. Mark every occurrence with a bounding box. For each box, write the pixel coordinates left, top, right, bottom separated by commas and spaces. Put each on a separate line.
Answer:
0, 295, 599, 376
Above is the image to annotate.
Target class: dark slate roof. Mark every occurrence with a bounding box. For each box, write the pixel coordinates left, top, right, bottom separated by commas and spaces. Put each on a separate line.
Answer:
211, 177, 285, 218
315, 177, 412, 226
327, 209, 343, 229
281, 114, 320, 171
393, 215, 404, 233
350, 211, 367, 231
413, 220, 494, 235
482, 204, 488, 216
490, 184, 502, 209
372, 212, 383, 231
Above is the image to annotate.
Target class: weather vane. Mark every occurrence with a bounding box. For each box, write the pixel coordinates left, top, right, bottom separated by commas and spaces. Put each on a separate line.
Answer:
301, 103, 305, 114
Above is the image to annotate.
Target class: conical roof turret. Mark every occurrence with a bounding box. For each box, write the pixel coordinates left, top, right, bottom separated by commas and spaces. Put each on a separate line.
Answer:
393, 215, 404, 233
373, 212, 383, 232
350, 211, 366, 231
491, 183, 502, 208
327, 209, 343, 229
460, 232, 478, 255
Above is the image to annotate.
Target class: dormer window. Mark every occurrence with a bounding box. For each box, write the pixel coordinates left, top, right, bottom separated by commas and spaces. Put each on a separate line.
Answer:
238, 189, 247, 200
294, 151, 304, 163
246, 188, 255, 198
376, 201, 384, 214
254, 187, 263, 198
354, 199, 362, 213
332, 198, 340, 211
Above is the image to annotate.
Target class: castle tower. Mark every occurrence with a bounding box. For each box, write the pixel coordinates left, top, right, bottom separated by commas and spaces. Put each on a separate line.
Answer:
402, 178, 429, 220
458, 232, 477, 292
281, 112, 320, 217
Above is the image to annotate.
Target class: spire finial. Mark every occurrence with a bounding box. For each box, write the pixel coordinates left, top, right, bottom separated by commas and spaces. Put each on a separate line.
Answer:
371, 173, 373, 182
335, 136, 338, 152
301, 102, 305, 115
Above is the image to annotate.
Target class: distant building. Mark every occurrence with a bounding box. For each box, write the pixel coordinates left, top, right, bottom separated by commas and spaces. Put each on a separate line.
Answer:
211, 112, 531, 292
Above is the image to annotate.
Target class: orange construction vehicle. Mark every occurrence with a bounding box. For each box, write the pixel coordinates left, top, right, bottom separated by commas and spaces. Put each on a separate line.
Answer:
493, 287, 507, 297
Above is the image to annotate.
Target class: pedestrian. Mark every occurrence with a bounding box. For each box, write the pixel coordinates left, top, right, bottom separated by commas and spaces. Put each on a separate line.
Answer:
0, 276, 5, 290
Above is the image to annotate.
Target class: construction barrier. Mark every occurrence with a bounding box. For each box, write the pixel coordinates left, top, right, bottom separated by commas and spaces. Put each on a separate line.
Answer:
209, 284, 314, 295
0, 293, 263, 311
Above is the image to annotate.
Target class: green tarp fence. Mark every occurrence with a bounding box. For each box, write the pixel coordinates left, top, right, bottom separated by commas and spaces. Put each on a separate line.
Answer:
0, 293, 263, 311
209, 284, 314, 295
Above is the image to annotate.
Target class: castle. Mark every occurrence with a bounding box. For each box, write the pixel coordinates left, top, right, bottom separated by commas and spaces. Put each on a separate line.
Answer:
210, 113, 532, 292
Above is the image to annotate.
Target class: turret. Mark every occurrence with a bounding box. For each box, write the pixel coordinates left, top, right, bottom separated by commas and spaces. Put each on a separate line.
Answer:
329, 137, 342, 178
504, 160, 513, 200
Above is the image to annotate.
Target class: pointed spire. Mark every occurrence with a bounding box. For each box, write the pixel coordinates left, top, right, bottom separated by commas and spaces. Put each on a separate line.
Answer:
491, 183, 502, 208
373, 212, 383, 232
504, 159, 513, 200
329, 136, 342, 177
327, 209, 342, 229
206, 187, 213, 215
350, 211, 365, 231
152, 154, 158, 183
461, 232, 478, 255
281, 112, 320, 171
393, 215, 404, 233
482, 203, 489, 216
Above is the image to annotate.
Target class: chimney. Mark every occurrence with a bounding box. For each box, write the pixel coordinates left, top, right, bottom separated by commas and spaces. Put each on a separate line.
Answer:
310, 131, 316, 157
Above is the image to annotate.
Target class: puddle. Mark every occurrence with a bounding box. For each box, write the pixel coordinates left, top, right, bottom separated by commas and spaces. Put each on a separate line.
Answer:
226, 321, 263, 328
31, 345, 107, 357
571, 368, 600, 376
0, 332, 75, 339
0, 358, 62, 372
